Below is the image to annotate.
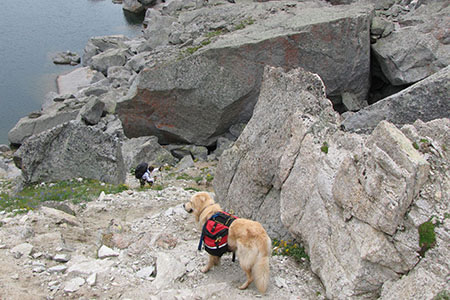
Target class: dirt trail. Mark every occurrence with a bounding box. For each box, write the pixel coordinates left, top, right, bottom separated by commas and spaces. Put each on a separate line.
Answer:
0, 163, 325, 299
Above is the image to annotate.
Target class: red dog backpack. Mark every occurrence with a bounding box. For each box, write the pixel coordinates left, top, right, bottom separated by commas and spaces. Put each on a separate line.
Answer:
199, 211, 237, 257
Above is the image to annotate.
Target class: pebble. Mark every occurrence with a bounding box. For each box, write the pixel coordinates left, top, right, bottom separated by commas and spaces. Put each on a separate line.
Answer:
64, 277, 85, 293
98, 245, 120, 259
11, 243, 34, 258
53, 253, 71, 263
48, 265, 68, 274
87, 273, 97, 286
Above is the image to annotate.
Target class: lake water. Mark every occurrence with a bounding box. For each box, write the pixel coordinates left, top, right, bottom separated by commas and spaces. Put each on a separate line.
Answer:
0, 0, 143, 145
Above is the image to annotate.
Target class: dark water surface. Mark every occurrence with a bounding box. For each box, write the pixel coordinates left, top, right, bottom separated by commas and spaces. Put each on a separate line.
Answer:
0, 0, 143, 144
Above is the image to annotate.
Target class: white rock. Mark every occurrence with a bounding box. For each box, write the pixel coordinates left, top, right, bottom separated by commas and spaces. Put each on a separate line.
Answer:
64, 277, 85, 293
48, 265, 68, 273
67, 255, 114, 275
87, 273, 97, 286
11, 243, 34, 258
98, 245, 120, 259
98, 191, 106, 201
136, 266, 155, 279
53, 253, 71, 263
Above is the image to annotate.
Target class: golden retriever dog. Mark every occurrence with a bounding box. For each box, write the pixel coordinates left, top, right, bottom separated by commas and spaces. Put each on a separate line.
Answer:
184, 191, 271, 294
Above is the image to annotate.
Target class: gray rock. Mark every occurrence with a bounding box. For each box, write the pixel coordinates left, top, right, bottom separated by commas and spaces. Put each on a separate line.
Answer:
13, 121, 126, 184
52, 51, 81, 65
151, 252, 186, 290
136, 265, 156, 279
53, 253, 71, 263
107, 66, 135, 82
48, 265, 68, 274
214, 66, 436, 299
57, 67, 105, 95
121, 136, 177, 170
126, 51, 152, 72
342, 65, 450, 133
64, 277, 85, 293
8, 104, 80, 146
41, 207, 81, 227
67, 255, 114, 275
334, 121, 429, 235
142, 9, 179, 48
372, 2, 449, 85
165, 144, 208, 161
91, 48, 130, 75
123, 0, 145, 13
78, 97, 105, 125
98, 245, 119, 258
213, 137, 233, 157
371, 16, 394, 38
176, 155, 194, 171
0, 144, 10, 152
86, 273, 97, 286
83, 35, 130, 67
228, 123, 246, 139
117, 3, 372, 145
11, 243, 34, 258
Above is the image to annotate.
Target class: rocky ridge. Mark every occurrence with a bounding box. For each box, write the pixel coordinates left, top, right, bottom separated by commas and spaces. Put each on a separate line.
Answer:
1, 0, 449, 299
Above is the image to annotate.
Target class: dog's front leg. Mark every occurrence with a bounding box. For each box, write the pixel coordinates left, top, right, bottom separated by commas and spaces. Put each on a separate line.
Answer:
201, 255, 220, 273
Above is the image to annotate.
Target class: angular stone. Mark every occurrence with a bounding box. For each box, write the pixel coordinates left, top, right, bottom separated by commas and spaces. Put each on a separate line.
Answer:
78, 97, 105, 125
121, 136, 177, 170
342, 66, 450, 134
98, 245, 119, 259
11, 243, 34, 258
117, 3, 371, 145
64, 277, 85, 293
48, 265, 68, 274
57, 67, 105, 95
13, 121, 126, 185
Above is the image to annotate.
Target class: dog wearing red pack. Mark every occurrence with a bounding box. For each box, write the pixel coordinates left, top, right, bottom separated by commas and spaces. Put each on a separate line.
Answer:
184, 192, 271, 294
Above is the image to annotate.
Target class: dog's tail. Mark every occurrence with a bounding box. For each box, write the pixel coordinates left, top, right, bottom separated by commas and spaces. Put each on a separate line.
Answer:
253, 236, 271, 294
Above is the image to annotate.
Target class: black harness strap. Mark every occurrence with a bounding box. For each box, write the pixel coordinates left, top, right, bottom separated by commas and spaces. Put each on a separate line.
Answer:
198, 212, 237, 262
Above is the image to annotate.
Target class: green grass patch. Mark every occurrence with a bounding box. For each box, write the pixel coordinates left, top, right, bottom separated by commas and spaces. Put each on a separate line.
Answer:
272, 239, 309, 263
0, 179, 129, 213
233, 17, 255, 31
186, 45, 203, 55
206, 173, 214, 182
434, 290, 450, 300
321, 142, 329, 154
176, 173, 194, 181
418, 220, 436, 257
205, 30, 224, 39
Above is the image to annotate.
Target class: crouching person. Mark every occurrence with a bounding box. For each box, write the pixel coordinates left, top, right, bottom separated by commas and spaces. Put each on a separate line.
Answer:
135, 162, 160, 187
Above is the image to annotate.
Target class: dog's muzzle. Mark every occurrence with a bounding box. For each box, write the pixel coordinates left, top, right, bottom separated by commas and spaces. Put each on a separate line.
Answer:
183, 203, 193, 213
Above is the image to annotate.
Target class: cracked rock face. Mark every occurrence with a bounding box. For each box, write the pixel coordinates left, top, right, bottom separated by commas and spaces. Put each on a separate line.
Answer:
214, 65, 448, 299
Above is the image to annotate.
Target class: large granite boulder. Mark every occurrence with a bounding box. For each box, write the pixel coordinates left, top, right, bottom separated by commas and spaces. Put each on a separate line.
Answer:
13, 121, 126, 185
121, 136, 177, 170
142, 9, 178, 48
379, 118, 450, 300
8, 100, 85, 146
116, 2, 372, 145
371, 1, 449, 85
342, 65, 450, 133
214, 66, 437, 299
122, 0, 145, 13
90, 48, 130, 75
214, 65, 338, 238
57, 67, 105, 95
83, 35, 130, 68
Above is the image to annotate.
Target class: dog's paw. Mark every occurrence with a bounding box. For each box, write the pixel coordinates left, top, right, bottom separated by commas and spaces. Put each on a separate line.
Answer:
200, 266, 210, 273
238, 282, 250, 290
